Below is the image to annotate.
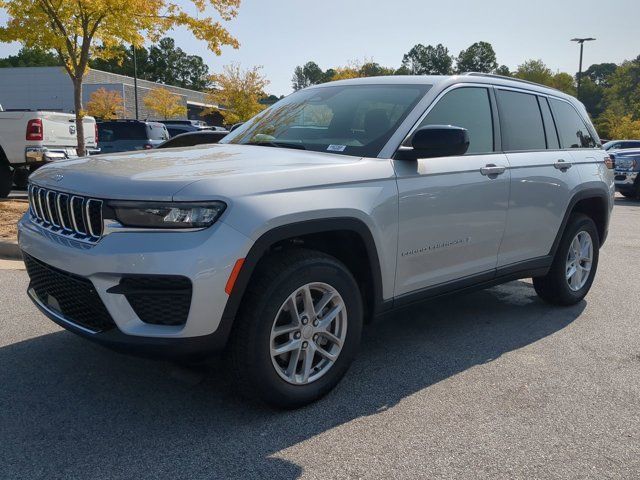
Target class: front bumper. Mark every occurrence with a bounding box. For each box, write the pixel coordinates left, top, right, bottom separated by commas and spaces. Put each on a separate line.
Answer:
18, 214, 253, 357
614, 171, 638, 189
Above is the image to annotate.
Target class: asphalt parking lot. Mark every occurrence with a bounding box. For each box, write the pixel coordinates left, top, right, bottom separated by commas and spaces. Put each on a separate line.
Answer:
1, 197, 639, 479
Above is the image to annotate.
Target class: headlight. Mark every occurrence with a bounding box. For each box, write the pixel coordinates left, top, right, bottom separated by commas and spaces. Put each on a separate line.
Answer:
107, 201, 226, 229
616, 157, 637, 170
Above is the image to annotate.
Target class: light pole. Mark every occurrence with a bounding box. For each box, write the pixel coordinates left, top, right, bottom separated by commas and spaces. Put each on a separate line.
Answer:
132, 44, 139, 120
571, 37, 595, 101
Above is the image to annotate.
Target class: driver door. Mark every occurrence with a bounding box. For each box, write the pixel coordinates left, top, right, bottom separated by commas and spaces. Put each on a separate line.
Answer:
392, 86, 510, 297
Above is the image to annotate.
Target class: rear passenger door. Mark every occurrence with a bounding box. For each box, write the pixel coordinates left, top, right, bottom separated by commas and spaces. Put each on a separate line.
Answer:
496, 89, 582, 267
548, 97, 601, 182
393, 86, 510, 296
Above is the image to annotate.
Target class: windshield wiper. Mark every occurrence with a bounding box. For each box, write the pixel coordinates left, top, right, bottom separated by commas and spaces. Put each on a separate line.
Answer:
250, 141, 307, 151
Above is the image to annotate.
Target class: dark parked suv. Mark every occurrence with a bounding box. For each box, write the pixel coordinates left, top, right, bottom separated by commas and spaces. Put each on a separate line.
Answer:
97, 120, 169, 153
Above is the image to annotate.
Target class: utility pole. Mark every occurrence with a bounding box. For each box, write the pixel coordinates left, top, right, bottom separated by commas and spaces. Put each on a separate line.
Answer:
571, 37, 595, 101
132, 44, 139, 120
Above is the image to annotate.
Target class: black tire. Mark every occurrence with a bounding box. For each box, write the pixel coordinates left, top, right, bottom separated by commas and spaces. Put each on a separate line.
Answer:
0, 160, 12, 198
533, 213, 599, 306
12, 166, 30, 190
226, 248, 363, 408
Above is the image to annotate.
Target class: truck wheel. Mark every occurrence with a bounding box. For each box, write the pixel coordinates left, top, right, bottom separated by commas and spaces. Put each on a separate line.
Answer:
0, 161, 12, 198
227, 248, 363, 408
12, 167, 30, 191
533, 213, 599, 306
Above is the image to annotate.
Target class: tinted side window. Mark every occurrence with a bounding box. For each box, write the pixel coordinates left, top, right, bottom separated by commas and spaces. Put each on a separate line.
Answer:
98, 122, 146, 140
549, 99, 597, 149
496, 90, 546, 151
539, 97, 560, 149
417, 87, 493, 154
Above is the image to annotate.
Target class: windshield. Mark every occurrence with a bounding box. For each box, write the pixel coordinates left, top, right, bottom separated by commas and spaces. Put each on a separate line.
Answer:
220, 84, 430, 157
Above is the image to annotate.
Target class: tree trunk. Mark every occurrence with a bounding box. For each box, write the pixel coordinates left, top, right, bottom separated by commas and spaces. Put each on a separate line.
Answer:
73, 77, 86, 157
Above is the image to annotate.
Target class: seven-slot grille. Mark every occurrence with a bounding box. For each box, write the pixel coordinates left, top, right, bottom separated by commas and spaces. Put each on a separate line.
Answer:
28, 184, 103, 242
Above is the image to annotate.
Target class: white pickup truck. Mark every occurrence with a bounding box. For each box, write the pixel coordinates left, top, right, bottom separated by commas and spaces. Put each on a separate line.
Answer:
0, 107, 98, 197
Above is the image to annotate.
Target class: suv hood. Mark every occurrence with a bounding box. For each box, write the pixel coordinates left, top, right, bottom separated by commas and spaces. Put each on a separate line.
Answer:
29, 143, 374, 201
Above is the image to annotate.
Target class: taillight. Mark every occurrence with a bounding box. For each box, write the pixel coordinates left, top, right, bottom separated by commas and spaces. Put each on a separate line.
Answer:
26, 119, 43, 141
604, 155, 614, 169
94, 122, 98, 143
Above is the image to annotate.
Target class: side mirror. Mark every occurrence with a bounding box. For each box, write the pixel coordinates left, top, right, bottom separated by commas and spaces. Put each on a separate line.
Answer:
397, 125, 470, 160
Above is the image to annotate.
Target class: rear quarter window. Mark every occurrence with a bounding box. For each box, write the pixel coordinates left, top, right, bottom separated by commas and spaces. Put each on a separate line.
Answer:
147, 124, 170, 141
549, 99, 597, 149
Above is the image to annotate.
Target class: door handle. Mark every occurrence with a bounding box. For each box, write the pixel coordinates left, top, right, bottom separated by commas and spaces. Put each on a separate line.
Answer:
553, 159, 573, 170
480, 164, 506, 176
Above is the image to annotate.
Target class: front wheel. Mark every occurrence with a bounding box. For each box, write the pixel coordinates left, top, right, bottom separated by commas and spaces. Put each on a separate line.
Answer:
533, 213, 600, 306
227, 249, 363, 408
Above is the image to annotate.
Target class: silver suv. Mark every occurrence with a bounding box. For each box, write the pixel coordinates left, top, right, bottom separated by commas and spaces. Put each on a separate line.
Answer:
18, 74, 614, 408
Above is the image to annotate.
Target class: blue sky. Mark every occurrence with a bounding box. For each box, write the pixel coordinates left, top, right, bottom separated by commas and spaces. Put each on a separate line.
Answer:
1, 0, 639, 96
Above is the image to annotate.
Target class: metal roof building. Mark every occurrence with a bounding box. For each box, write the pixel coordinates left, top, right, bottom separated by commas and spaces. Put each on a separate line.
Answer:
0, 66, 223, 125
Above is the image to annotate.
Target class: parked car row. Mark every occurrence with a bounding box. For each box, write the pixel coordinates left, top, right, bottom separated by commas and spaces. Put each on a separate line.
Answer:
611, 148, 640, 199
97, 119, 228, 154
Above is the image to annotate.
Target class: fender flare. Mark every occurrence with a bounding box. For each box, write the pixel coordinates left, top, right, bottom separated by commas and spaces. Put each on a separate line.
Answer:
221, 217, 385, 322
549, 187, 610, 256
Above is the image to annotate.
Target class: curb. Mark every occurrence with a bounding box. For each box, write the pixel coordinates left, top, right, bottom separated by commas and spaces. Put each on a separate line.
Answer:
0, 239, 21, 260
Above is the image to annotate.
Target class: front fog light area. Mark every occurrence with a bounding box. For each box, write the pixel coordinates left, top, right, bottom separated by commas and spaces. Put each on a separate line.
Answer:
108, 201, 226, 229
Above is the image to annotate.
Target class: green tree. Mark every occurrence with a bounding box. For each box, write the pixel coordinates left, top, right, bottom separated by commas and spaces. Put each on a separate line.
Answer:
0, 46, 59, 67
147, 38, 210, 91
400, 44, 453, 75
514, 59, 553, 85
91, 39, 210, 91
455, 41, 498, 73
550, 72, 576, 96
359, 62, 395, 77
583, 62, 618, 87
603, 56, 640, 119
494, 65, 511, 76
292, 61, 326, 90
580, 78, 605, 118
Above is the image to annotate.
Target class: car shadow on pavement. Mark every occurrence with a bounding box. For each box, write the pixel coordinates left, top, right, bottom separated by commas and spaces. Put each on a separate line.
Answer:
614, 196, 640, 206
0, 280, 584, 479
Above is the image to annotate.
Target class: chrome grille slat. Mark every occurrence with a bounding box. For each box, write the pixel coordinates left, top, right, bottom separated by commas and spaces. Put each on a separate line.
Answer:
56, 193, 70, 230
37, 188, 48, 223
28, 184, 103, 244
70, 196, 86, 235
46, 190, 59, 227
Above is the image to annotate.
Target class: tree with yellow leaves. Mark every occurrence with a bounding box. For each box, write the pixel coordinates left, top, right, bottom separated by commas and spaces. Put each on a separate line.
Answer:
143, 87, 187, 120
86, 87, 124, 120
0, 0, 240, 154
205, 64, 269, 125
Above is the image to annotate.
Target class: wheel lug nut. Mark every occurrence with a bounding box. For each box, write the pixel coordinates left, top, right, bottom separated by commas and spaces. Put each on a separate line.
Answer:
302, 341, 308, 348
301, 317, 308, 325
294, 332, 301, 339
313, 334, 318, 341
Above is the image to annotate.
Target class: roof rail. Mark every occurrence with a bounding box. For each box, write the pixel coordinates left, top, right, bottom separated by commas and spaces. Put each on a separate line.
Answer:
463, 72, 563, 92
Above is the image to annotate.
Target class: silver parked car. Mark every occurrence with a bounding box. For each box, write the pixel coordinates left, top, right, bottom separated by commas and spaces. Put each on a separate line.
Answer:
19, 74, 614, 407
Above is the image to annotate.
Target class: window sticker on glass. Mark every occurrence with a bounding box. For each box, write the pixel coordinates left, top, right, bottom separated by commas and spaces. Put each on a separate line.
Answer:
327, 144, 347, 152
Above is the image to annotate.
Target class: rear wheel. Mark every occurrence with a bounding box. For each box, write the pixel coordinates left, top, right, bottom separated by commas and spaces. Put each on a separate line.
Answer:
533, 213, 599, 306
227, 249, 363, 408
0, 160, 12, 198
12, 166, 30, 191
